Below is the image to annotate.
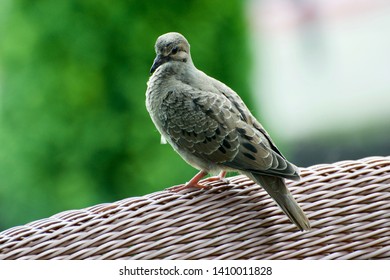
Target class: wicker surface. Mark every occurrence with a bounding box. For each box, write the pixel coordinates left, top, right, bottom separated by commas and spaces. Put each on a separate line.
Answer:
0, 156, 389, 260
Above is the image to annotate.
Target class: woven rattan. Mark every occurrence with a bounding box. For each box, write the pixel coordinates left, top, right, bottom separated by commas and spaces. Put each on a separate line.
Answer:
0, 156, 389, 259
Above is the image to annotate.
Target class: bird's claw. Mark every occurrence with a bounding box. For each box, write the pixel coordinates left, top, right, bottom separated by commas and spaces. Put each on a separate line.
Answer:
200, 175, 228, 185
167, 174, 228, 192
166, 182, 211, 192
166, 170, 227, 192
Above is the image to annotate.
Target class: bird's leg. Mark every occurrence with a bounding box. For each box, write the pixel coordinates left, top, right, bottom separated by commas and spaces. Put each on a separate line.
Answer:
200, 170, 227, 183
167, 170, 209, 192
167, 170, 228, 192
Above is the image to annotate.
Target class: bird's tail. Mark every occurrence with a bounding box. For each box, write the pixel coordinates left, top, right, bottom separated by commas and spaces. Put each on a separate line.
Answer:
248, 173, 311, 231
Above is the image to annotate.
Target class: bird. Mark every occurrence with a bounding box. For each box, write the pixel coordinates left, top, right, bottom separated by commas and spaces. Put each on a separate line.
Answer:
146, 32, 310, 231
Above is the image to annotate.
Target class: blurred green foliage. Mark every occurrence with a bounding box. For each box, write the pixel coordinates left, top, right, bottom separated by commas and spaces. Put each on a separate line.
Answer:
0, 0, 251, 230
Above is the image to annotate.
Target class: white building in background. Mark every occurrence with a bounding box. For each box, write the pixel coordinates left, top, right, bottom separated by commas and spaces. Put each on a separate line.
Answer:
247, 0, 390, 143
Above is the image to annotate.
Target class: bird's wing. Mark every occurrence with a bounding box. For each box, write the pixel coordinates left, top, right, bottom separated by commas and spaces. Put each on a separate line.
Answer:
223, 117, 300, 180
160, 88, 299, 180
159, 88, 240, 164
215, 83, 300, 180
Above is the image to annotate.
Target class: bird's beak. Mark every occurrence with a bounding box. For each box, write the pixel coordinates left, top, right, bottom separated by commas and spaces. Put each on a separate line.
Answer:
150, 54, 169, 74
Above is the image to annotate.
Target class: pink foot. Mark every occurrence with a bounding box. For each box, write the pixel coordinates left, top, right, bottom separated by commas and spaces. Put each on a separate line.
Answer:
199, 171, 228, 184
167, 171, 227, 192
167, 182, 211, 192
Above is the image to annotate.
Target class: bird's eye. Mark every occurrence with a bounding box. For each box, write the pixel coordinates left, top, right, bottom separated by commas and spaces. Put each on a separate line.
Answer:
171, 47, 179, 55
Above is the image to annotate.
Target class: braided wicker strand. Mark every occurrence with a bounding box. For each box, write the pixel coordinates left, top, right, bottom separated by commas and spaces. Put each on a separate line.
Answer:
0, 156, 389, 260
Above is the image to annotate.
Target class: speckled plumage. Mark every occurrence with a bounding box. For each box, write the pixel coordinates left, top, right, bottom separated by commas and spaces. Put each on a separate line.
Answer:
146, 32, 310, 231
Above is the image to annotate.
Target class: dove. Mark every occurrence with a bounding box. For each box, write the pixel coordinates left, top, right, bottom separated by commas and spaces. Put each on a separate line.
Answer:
146, 32, 310, 231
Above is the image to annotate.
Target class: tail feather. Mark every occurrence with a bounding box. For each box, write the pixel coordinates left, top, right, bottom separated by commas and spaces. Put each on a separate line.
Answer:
247, 173, 311, 231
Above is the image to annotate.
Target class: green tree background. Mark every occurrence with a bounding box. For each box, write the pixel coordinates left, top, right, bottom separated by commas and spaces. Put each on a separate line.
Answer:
0, 0, 251, 230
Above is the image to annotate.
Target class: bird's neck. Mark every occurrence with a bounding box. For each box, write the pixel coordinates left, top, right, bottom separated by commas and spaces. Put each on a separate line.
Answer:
154, 61, 198, 84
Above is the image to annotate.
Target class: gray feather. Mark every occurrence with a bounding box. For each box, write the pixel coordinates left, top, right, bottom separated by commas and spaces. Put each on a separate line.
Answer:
246, 172, 310, 231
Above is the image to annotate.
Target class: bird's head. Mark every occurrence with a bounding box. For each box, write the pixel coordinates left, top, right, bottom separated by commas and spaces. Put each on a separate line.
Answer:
150, 32, 191, 74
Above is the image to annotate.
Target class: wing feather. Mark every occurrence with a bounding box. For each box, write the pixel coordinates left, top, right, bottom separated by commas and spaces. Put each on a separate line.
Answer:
159, 87, 300, 180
